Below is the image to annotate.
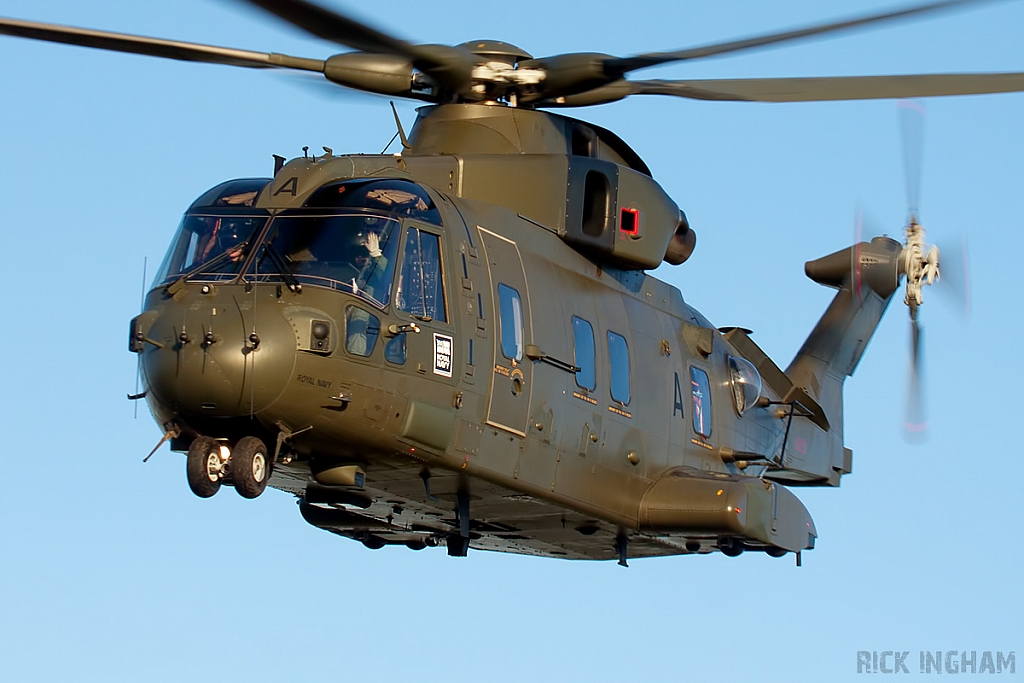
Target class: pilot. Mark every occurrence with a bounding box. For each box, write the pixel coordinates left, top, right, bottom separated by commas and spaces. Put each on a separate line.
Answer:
348, 217, 390, 300
196, 217, 246, 265
344, 218, 392, 355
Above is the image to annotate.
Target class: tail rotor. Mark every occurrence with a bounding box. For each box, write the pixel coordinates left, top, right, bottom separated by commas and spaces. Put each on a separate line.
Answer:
895, 100, 938, 439
849, 100, 970, 439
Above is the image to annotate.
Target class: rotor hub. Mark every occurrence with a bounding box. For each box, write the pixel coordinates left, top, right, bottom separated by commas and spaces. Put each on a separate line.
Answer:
449, 41, 542, 104
901, 217, 940, 310
457, 40, 532, 65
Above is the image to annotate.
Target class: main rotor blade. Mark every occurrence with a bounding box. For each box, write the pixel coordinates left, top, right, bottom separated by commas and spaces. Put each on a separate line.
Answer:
236, 0, 473, 91
627, 73, 1024, 102
606, 0, 988, 75
238, 0, 418, 59
0, 16, 324, 71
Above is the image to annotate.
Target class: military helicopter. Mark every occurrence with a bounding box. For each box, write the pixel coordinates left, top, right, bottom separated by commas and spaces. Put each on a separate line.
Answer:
3, 0, 1022, 564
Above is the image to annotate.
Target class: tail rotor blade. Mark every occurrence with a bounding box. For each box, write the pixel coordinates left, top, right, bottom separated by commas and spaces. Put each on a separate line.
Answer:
935, 233, 972, 319
904, 314, 927, 440
898, 99, 926, 217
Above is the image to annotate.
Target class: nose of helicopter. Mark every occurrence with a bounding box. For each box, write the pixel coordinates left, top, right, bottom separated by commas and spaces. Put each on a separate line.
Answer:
140, 289, 296, 419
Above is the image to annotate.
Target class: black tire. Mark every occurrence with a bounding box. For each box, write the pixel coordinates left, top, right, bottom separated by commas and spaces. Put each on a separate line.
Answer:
720, 540, 745, 557
362, 535, 386, 550
187, 436, 222, 498
765, 546, 788, 558
232, 436, 269, 499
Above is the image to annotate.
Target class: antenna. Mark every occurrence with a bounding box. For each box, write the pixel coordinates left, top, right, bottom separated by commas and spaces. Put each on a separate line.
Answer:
134, 257, 147, 419
390, 101, 411, 152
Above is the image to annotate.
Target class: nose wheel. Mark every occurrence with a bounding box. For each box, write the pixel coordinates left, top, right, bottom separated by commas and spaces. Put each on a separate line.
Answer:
185, 435, 270, 499
186, 436, 223, 498
232, 436, 270, 499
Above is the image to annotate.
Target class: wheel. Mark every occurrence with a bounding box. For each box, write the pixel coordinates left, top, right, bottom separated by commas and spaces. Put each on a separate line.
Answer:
362, 535, 386, 550
720, 540, 745, 557
186, 436, 223, 498
232, 436, 270, 499
765, 546, 788, 558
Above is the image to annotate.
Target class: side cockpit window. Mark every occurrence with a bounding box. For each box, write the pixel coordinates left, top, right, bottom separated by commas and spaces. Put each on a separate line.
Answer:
397, 228, 447, 322
345, 306, 381, 357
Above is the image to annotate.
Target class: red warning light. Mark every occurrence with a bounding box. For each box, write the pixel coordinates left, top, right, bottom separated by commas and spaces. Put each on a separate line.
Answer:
620, 207, 639, 235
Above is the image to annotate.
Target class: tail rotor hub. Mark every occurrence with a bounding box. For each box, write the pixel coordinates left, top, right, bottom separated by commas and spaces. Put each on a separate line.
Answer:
901, 217, 940, 311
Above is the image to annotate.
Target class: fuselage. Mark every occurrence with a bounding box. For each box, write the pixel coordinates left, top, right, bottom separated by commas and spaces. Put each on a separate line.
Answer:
130, 104, 872, 560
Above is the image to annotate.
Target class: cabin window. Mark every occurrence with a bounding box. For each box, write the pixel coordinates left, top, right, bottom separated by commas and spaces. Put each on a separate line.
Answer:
572, 316, 596, 391
607, 331, 630, 405
581, 171, 610, 237
345, 306, 380, 357
396, 228, 447, 322
498, 284, 523, 361
690, 366, 712, 437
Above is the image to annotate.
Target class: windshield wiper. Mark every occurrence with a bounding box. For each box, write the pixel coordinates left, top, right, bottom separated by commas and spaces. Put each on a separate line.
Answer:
260, 243, 302, 293
165, 242, 250, 294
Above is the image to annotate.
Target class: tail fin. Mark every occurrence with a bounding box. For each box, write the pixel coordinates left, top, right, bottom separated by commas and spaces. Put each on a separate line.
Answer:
775, 237, 902, 486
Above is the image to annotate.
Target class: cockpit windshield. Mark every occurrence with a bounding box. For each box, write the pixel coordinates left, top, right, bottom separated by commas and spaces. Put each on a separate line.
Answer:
154, 210, 269, 285
152, 177, 439, 309
251, 213, 401, 308
153, 178, 271, 286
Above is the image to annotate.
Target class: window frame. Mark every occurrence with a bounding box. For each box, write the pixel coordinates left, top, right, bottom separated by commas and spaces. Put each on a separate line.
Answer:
394, 224, 449, 324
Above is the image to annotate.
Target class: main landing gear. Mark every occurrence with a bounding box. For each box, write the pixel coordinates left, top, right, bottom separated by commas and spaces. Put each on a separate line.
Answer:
186, 436, 270, 499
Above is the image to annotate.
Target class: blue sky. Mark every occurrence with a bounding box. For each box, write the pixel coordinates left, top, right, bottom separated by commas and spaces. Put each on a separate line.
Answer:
1, 1, 1022, 681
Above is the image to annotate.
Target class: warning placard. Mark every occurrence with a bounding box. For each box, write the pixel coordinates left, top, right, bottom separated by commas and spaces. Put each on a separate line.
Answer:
433, 333, 453, 377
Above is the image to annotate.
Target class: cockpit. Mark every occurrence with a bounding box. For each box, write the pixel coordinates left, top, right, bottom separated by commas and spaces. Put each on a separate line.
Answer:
153, 178, 271, 285
154, 177, 445, 313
